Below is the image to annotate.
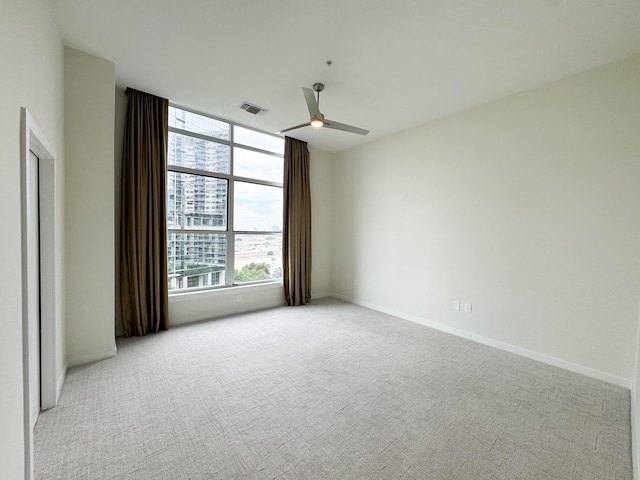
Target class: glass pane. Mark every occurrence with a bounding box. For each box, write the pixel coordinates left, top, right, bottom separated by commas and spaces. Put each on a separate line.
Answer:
234, 233, 282, 283
168, 233, 227, 290
168, 131, 230, 174
234, 147, 283, 184
235, 126, 284, 154
167, 172, 227, 230
169, 106, 230, 140
234, 182, 282, 232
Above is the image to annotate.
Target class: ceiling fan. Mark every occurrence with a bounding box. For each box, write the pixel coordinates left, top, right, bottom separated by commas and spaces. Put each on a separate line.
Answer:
278, 83, 369, 136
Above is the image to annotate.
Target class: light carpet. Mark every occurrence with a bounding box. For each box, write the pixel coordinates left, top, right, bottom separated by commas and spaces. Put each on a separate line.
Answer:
34, 297, 632, 479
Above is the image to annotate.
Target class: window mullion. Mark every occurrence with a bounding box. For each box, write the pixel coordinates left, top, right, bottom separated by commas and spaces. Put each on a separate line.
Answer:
233, 175, 282, 188
168, 165, 231, 181
234, 230, 283, 235
227, 127, 235, 286
168, 126, 232, 148
234, 143, 284, 158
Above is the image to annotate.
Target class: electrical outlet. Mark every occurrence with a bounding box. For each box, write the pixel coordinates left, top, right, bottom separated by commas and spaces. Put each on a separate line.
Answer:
453, 301, 461, 311
464, 303, 472, 313
236, 294, 242, 302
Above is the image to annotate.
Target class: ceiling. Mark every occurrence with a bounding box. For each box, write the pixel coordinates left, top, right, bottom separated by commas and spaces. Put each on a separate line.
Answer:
53, 0, 640, 153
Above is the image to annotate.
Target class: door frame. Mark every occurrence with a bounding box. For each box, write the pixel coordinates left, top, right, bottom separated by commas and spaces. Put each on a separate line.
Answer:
21, 107, 58, 479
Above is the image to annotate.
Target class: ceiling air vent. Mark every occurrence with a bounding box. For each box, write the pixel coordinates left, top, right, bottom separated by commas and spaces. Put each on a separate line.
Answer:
239, 102, 268, 115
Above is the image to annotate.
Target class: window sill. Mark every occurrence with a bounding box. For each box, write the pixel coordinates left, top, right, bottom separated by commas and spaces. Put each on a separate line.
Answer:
168, 281, 283, 303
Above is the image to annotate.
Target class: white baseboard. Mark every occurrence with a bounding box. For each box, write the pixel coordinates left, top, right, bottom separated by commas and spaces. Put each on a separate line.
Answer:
67, 346, 117, 368
56, 365, 67, 403
311, 291, 332, 299
632, 381, 639, 480
332, 293, 631, 389
471, 332, 630, 388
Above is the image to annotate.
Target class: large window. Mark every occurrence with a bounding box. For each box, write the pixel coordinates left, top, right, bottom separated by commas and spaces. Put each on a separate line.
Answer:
167, 106, 283, 292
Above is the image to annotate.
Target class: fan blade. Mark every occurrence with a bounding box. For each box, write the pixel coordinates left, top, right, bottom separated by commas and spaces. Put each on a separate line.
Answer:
303, 87, 321, 118
323, 119, 369, 135
277, 122, 311, 134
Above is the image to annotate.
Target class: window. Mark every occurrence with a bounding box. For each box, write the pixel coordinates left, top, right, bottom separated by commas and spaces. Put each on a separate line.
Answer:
167, 106, 284, 292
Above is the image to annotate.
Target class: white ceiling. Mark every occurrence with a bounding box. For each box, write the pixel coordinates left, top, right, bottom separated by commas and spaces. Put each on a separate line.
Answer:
54, 0, 640, 153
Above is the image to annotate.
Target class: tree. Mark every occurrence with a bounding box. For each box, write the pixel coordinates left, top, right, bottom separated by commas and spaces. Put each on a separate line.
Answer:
235, 262, 271, 282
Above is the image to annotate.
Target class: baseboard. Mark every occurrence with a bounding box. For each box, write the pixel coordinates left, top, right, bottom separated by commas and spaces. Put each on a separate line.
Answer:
311, 291, 332, 299
632, 381, 639, 480
332, 293, 632, 389
471, 332, 630, 389
67, 346, 117, 368
332, 292, 471, 339
56, 365, 67, 403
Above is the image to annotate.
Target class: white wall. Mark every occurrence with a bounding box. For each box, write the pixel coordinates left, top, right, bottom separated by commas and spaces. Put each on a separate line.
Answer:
64, 48, 117, 365
0, 1, 65, 478
169, 283, 285, 326
333, 54, 640, 382
309, 146, 333, 298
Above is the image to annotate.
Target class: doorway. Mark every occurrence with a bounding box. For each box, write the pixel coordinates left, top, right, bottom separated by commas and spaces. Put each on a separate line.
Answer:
22, 107, 58, 479
25, 150, 40, 431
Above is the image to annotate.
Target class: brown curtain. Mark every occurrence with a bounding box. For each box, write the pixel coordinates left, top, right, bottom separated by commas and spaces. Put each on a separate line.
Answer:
120, 88, 169, 336
283, 136, 312, 305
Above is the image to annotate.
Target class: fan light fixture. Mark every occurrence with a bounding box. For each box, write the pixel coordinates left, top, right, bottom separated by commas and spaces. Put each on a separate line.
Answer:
277, 82, 369, 136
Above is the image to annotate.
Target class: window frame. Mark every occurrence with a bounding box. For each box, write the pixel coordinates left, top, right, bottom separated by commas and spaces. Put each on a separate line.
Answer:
167, 104, 284, 294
